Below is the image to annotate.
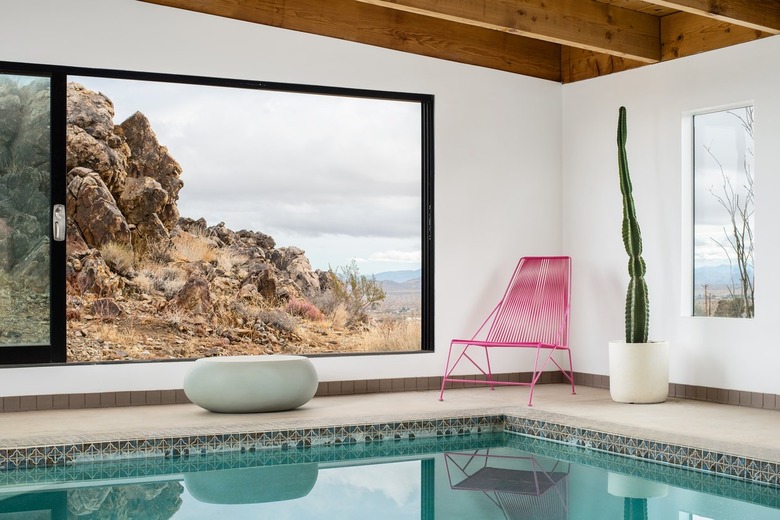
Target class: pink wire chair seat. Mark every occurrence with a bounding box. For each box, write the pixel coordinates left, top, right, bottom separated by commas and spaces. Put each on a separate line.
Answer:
444, 449, 570, 520
439, 256, 575, 406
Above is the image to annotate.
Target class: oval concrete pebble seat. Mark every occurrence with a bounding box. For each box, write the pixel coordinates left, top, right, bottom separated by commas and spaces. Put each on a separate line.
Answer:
185, 463, 318, 504
183, 355, 318, 413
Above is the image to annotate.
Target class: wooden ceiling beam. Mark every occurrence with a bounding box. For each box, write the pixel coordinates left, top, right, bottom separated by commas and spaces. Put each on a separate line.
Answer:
643, 0, 780, 34
356, 0, 661, 63
138, 0, 562, 81
561, 47, 645, 83
661, 11, 769, 60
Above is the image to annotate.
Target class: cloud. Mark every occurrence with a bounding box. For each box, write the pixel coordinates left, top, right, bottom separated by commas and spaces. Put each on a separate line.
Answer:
354, 250, 421, 264
317, 462, 420, 507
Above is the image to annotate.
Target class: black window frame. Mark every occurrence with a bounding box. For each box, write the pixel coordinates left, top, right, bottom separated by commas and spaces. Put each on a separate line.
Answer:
0, 60, 434, 365
0, 62, 67, 365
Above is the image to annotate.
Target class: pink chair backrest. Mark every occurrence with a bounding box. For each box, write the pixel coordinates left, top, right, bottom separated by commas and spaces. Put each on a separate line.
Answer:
485, 256, 571, 347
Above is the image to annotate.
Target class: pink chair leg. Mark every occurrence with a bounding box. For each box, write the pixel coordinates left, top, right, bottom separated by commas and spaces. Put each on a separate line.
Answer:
568, 349, 576, 395
528, 347, 544, 406
484, 346, 495, 390
439, 342, 456, 401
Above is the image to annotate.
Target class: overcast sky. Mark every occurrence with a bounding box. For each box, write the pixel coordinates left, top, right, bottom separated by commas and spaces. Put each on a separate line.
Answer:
693, 107, 754, 268
73, 76, 422, 275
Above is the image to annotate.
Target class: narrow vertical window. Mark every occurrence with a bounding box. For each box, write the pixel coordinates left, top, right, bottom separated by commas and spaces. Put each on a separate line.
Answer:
693, 106, 754, 318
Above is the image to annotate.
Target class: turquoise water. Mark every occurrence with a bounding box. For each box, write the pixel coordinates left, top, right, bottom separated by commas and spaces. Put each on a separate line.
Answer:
1, 433, 779, 519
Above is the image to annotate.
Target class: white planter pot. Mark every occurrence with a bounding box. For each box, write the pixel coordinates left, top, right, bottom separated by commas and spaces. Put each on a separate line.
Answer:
608, 340, 669, 403
607, 473, 668, 499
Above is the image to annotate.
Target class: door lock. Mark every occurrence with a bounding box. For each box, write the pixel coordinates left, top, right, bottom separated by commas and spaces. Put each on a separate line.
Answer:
53, 204, 65, 242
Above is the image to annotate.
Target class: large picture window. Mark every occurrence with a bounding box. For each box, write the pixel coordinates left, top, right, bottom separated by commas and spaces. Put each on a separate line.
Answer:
692, 106, 754, 318
0, 61, 433, 364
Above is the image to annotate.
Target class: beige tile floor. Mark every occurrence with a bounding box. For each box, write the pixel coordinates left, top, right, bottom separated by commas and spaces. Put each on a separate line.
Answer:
2, 384, 779, 464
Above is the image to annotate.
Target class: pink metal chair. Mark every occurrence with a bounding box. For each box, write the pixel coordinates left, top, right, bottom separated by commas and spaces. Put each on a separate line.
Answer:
439, 256, 575, 406
444, 449, 570, 520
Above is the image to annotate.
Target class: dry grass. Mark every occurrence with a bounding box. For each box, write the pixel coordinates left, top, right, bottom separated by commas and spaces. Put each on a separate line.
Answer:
99, 241, 135, 273
257, 308, 298, 333
92, 321, 139, 347
210, 299, 253, 330
215, 248, 248, 272
328, 303, 349, 330
164, 307, 190, 331
171, 233, 217, 263
133, 264, 188, 298
349, 318, 422, 352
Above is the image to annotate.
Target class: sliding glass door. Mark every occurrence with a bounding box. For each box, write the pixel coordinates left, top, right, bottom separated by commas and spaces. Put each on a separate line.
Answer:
0, 69, 65, 364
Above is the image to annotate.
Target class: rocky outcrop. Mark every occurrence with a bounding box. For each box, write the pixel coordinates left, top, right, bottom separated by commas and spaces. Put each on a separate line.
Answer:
62, 83, 338, 361
0, 76, 51, 283
67, 167, 132, 249
272, 246, 321, 295
66, 82, 182, 256
67, 482, 183, 519
119, 111, 183, 230
66, 84, 129, 194
0, 76, 50, 171
172, 273, 211, 313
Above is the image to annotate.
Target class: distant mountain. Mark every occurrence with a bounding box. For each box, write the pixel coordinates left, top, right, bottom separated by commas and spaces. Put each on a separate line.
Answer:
694, 264, 754, 286
373, 269, 422, 283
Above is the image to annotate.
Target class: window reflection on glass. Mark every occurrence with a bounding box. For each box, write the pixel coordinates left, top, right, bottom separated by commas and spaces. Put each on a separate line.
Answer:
0, 73, 51, 346
693, 106, 754, 318
65, 76, 425, 361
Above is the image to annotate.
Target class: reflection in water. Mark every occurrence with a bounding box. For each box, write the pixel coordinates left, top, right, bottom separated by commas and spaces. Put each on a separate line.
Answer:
176, 461, 422, 519
67, 483, 184, 519
0, 74, 51, 347
183, 463, 318, 504
2, 435, 780, 520
444, 449, 569, 520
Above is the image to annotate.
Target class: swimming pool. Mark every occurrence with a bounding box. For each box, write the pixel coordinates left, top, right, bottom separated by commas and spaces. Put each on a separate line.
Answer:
1, 431, 778, 519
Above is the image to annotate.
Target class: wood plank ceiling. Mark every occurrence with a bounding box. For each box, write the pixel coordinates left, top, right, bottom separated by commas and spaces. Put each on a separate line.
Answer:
139, 0, 780, 83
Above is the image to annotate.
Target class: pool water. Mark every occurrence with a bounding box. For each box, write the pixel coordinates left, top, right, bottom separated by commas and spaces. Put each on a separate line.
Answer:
1, 432, 778, 519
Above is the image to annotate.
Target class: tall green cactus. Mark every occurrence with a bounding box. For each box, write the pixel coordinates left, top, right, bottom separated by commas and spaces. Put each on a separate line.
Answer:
624, 497, 648, 520
617, 106, 649, 344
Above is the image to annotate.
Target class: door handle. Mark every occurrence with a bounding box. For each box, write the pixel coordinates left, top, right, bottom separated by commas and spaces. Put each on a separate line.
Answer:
53, 204, 65, 242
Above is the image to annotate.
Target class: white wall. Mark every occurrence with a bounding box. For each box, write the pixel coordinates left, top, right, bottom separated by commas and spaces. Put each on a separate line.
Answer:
563, 36, 780, 394
0, 0, 563, 396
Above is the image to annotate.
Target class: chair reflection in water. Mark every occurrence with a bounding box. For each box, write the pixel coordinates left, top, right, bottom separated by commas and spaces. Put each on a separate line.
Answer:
439, 256, 575, 406
444, 449, 570, 520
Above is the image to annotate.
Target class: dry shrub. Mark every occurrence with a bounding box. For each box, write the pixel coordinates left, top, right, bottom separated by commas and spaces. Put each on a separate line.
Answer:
216, 248, 248, 272
211, 299, 256, 330
257, 308, 297, 333
143, 240, 172, 264
171, 233, 217, 263
99, 241, 135, 274
311, 292, 352, 328
92, 322, 139, 347
66, 306, 82, 320
329, 303, 349, 330
165, 307, 189, 330
134, 264, 187, 298
285, 297, 324, 321
357, 318, 422, 352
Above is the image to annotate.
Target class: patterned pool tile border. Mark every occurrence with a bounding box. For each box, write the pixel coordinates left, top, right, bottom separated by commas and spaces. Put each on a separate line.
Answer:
0, 414, 504, 471
503, 414, 780, 488
0, 432, 506, 489
503, 434, 780, 509
1, 411, 778, 489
